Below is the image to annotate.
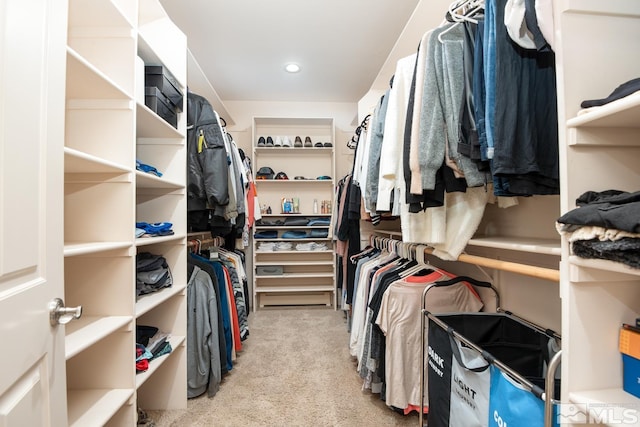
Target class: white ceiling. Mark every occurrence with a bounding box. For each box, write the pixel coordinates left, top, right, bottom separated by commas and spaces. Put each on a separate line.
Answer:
159, 0, 420, 103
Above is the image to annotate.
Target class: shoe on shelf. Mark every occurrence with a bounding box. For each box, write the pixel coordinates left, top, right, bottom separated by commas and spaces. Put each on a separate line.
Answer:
282, 136, 292, 147
323, 142, 333, 147
294, 136, 303, 147
304, 136, 312, 147
257, 136, 266, 147
266, 136, 274, 147
314, 142, 324, 148
275, 136, 283, 146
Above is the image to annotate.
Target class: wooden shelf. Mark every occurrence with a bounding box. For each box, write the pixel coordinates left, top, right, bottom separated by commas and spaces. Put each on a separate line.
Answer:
255, 238, 332, 242
61, 0, 188, 420
260, 213, 332, 217
255, 249, 333, 254
65, 147, 130, 174
136, 234, 185, 247
255, 147, 333, 153
67, 388, 134, 427
567, 92, 640, 129
255, 272, 334, 279
569, 256, 640, 282
136, 285, 186, 318
254, 179, 334, 183
136, 170, 183, 190
64, 242, 132, 257
255, 260, 334, 266
372, 229, 403, 237
468, 236, 561, 256
65, 316, 133, 360
255, 285, 335, 293
252, 116, 336, 311
68, 0, 133, 29
557, 0, 640, 414
135, 335, 185, 388
255, 225, 330, 230
66, 47, 130, 100
136, 102, 184, 139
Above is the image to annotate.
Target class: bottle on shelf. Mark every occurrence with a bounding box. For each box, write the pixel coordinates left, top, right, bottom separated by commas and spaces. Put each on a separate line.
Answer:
313, 199, 318, 214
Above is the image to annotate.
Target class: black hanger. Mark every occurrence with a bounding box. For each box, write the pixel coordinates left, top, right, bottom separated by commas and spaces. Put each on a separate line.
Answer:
346, 114, 373, 149
432, 275, 492, 289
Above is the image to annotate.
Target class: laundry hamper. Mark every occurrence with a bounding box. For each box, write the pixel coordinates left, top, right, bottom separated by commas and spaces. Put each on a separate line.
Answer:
419, 278, 561, 427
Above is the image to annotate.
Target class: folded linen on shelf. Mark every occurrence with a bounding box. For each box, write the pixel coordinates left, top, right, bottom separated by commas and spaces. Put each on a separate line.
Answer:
295, 242, 328, 251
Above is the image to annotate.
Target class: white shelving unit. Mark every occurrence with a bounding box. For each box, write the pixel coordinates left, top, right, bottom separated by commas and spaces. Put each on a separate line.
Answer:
555, 1, 640, 424
63, 0, 187, 424
251, 117, 336, 309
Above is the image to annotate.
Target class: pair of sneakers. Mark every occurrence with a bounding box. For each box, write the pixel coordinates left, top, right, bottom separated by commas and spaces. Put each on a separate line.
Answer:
292, 136, 332, 148
293, 136, 313, 147
257, 136, 292, 147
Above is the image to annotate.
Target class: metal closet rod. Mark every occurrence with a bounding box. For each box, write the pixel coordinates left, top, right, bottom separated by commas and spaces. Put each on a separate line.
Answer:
187, 234, 225, 251
370, 235, 560, 282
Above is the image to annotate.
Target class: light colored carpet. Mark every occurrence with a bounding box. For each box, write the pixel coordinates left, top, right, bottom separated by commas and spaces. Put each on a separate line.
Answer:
147, 308, 420, 426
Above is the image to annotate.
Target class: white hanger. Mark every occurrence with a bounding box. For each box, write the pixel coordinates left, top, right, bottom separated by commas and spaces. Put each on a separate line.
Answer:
438, 0, 484, 43
414, 244, 423, 265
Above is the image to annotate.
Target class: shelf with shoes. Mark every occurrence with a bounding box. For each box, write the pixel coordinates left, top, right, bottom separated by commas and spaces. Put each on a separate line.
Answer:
251, 116, 336, 311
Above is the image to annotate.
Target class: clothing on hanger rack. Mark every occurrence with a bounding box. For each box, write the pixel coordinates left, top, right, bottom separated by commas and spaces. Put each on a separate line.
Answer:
369, 234, 559, 281
348, 0, 559, 263
347, 242, 485, 414
186, 236, 251, 399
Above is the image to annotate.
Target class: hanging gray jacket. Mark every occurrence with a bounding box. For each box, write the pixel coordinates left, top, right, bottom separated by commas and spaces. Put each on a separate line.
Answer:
186, 91, 229, 216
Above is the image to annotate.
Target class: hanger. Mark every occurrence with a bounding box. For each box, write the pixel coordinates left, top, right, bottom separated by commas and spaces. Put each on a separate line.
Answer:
415, 244, 428, 266
349, 114, 372, 148
399, 261, 429, 279
407, 243, 418, 261
438, 0, 484, 43
434, 275, 492, 289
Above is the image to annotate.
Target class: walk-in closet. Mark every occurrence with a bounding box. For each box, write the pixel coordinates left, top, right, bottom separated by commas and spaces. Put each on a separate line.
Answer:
1, 0, 639, 426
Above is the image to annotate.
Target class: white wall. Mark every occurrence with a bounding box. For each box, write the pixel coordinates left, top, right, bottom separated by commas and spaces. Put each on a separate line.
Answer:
358, 0, 452, 119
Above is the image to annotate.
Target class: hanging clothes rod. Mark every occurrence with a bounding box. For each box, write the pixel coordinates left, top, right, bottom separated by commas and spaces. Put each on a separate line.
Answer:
427, 247, 559, 282
369, 234, 560, 282
187, 233, 224, 252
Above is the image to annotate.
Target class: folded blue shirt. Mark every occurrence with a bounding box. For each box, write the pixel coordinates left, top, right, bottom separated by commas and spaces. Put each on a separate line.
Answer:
308, 218, 331, 226
254, 230, 278, 239
136, 222, 173, 234
136, 159, 163, 177
282, 230, 308, 239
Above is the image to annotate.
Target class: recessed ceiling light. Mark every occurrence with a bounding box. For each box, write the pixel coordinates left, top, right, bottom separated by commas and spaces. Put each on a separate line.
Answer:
285, 63, 301, 73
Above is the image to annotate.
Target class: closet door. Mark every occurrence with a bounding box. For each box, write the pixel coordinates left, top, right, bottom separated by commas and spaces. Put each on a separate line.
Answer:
0, 0, 69, 425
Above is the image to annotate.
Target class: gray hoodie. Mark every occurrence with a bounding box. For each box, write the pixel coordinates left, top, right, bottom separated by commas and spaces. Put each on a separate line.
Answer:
187, 265, 221, 398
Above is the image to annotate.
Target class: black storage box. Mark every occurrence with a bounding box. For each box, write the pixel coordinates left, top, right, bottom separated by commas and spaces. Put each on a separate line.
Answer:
145, 87, 177, 128
145, 65, 183, 112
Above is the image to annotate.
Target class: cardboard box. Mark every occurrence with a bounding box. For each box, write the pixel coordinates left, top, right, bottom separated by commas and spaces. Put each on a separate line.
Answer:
620, 327, 640, 359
